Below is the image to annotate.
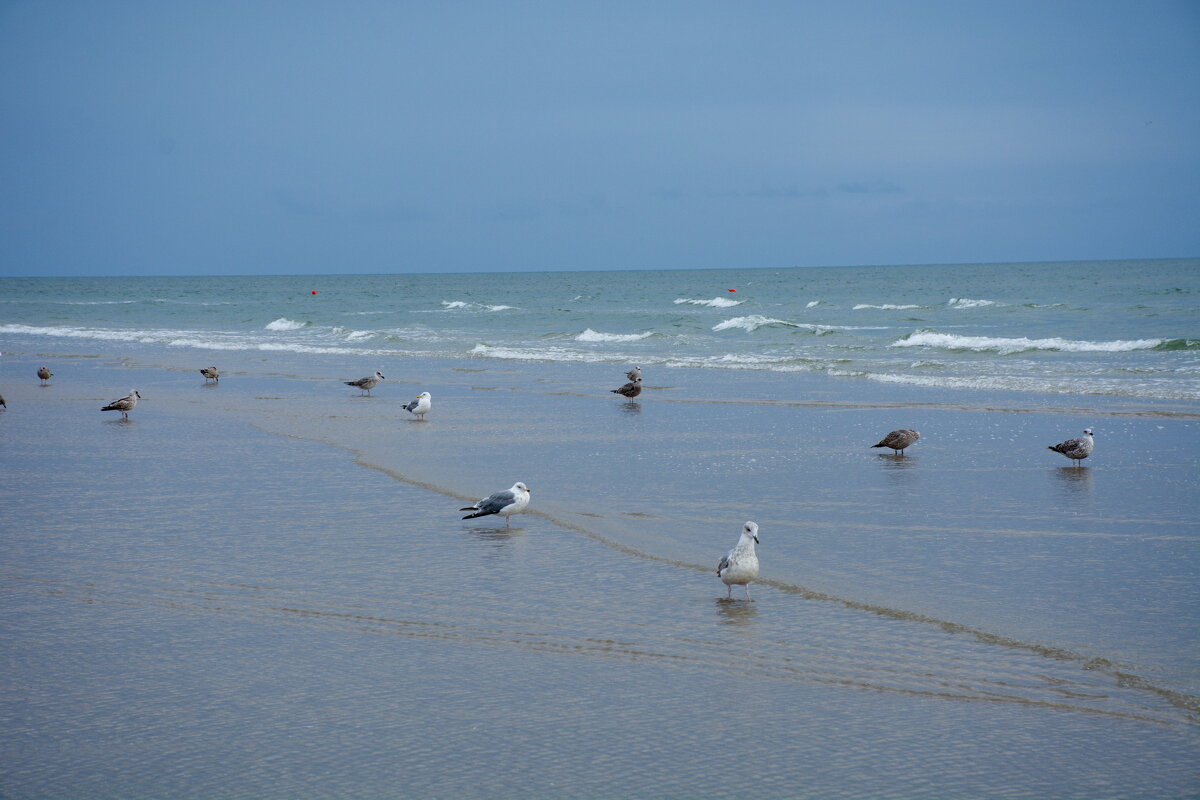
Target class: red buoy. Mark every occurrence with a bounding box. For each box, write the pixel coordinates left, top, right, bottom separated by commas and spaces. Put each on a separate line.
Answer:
728, 288, 736, 292
311, 290, 318, 295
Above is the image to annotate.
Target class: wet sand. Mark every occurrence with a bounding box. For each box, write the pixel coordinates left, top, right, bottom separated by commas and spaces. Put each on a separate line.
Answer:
1, 353, 1198, 798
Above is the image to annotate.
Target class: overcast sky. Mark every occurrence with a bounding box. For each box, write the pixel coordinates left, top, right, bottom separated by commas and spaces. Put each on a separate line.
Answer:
1, 1, 1197, 276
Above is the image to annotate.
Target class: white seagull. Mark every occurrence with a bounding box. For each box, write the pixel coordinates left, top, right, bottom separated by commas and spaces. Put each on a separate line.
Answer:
404, 391, 432, 420
626, 365, 641, 382
102, 389, 141, 421
345, 371, 385, 395
717, 521, 761, 601
460, 482, 531, 528
1048, 428, 1094, 466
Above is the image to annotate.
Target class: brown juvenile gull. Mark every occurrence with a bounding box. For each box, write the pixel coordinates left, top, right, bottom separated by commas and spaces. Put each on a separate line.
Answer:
626, 365, 642, 381
0, 393, 6, 409
37, 365, 53, 385
345, 371, 385, 395
1048, 428, 1094, 466
460, 482, 531, 528
102, 389, 141, 421
717, 521, 761, 601
200, 366, 220, 383
404, 391, 432, 420
871, 428, 920, 455
611, 377, 643, 398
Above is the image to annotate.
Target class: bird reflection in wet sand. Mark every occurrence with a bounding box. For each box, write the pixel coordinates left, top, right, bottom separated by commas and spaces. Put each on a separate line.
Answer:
1054, 465, 1093, 495
620, 401, 642, 414
715, 597, 759, 625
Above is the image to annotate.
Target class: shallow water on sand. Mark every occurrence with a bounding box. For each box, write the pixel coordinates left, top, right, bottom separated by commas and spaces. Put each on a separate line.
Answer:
1, 354, 1198, 798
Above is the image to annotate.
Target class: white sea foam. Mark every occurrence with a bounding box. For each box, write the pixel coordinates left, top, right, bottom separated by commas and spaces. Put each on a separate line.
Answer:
891, 330, 1163, 355
674, 297, 743, 308
575, 328, 654, 343
806, 301, 821, 308
441, 300, 516, 311
265, 317, 307, 331
712, 315, 797, 332
853, 303, 922, 310
947, 298, 1001, 309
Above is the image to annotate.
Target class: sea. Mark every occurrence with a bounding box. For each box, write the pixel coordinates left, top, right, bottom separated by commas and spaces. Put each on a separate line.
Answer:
2, 258, 1198, 402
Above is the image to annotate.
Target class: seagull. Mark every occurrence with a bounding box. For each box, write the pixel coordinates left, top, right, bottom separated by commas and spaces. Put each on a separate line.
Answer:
1048, 428, 1094, 466
102, 389, 141, 421
345, 371, 385, 395
871, 428, 920, 455
460, 482, 531, 528
0, 393, 6, 409
626, 365, 641, 382
404, 391, 432, 420
200, 366, 220, 383
611, 377, 642, 399
37, 366, 52, 385
717, 521, 761, 601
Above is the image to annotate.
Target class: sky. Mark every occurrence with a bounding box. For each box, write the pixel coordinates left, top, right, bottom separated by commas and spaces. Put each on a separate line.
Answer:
1, 1, 1198, 277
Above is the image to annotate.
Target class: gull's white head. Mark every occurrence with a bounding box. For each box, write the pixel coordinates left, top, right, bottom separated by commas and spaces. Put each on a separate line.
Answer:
131, 390, 141, 398
375, 371, 386, 380
1083, 428, 1093, 436
418, 392, 431, 399
513, 482, 530, 493
743, 521, 759, 543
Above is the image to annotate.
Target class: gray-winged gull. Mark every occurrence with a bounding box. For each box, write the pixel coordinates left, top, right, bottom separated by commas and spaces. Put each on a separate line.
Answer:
872, 428, 920, 455
717, 521, 761, 601
626, 365, 641, 381
611, 377, 642, 398
37, 366, 53, 385
345, 371, 385, 395
404, 391, 432, 420
200, 366, 220, 383
102, 389, 141, 421
1048, 428, 1094, 465
460, 482, 531, 528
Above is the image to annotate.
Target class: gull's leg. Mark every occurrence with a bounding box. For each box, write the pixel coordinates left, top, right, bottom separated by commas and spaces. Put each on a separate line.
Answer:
745, 584, 753, 602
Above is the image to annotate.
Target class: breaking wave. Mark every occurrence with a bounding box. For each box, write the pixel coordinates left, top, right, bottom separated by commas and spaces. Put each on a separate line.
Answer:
575, 329, 654, 343
891, 330, 1165, 355
265, 317, 307, 331
673, 297, 743, 308
441, 300, 516, 312
948, 298, 1001, 309
853, 303, 922, 310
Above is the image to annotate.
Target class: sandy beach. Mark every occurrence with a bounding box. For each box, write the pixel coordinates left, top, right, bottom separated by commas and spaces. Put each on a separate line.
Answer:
2, 349, 1197, 798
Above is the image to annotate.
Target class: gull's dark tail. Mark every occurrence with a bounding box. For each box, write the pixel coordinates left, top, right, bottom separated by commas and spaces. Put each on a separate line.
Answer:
462, 510, 494, 520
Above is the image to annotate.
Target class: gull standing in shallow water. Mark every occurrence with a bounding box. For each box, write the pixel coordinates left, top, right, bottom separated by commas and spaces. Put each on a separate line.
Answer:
611, 377, 642, 398
345, 371, 385, 395
872, 428, 920, 455
37, 366, 53, 385
460, 482, 531, 528
404, 391, 432, 420
717, 521, 761, 601
200, 366, 220, 383
102, 389, 141, 421
1048, 428, 1094, 465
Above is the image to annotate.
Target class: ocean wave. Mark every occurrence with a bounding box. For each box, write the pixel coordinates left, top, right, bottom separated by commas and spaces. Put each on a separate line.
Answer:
575, 328, 654, 343
853, 303, 922, 310
806, 301, 821, 308
712, 315, 799, 332
673, 297, 743, 308
832, 368, 1200, 400
265, 317, 307, 331
710, 316, 881, 335
891, 330, 1164, 355
441, 300, 516, 312
947, 298, 1001, 309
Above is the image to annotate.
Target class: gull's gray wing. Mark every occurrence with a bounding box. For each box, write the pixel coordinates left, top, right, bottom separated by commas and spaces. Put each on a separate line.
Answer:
477, 490, 516, 514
